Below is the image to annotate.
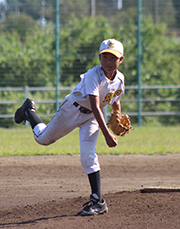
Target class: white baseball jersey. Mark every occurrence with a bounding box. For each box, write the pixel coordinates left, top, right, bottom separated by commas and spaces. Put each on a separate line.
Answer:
72, 65, 125, 110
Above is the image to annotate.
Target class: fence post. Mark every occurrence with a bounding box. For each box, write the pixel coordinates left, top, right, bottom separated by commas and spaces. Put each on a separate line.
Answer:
24, 86, 29, 127
55, 0, 60, 111
137, 0, 142, 127
25, 86, 29, 99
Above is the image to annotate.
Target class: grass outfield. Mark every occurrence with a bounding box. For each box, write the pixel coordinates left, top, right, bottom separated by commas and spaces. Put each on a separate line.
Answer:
0, 126, 180, 156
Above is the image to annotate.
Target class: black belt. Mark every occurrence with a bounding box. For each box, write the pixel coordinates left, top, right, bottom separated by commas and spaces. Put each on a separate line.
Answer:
73, 102, 92, 114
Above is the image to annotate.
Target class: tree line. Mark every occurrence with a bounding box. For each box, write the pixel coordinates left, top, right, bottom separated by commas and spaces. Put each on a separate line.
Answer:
0, 7, 179, 127
1, 0, 180, 27
0, 13, 179, 86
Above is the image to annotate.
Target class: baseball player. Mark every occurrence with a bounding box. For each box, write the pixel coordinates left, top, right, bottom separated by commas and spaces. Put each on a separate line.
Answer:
14, 38, 125, 216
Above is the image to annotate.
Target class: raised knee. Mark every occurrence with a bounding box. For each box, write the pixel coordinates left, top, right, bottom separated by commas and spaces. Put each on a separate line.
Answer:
33, 123, 55, 146
35, 139, 53, 146
35, 136, 56, 146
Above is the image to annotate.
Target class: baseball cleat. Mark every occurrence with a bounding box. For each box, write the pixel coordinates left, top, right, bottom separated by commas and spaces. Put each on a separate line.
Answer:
14, 98, 36, 124
77, 193, 108, 216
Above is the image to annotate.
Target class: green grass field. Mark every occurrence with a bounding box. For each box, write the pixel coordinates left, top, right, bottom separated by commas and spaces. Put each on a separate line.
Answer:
0, 126, 180, 157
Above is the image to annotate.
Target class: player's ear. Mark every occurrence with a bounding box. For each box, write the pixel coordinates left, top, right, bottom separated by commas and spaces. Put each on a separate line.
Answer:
99, 54, 102, 61
119, 56, 124, 63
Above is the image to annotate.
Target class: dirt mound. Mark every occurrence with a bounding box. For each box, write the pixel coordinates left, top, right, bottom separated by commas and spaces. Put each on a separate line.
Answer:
1, 190, 180, 229
0, 154, 180, 228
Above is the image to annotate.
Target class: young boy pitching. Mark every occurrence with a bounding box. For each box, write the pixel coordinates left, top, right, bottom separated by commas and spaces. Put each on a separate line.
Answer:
14, 38, 125, 216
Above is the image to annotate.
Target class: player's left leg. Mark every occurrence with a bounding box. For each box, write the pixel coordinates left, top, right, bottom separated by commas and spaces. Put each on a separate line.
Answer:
77, 117, 108, 216
14, 96, 82, 145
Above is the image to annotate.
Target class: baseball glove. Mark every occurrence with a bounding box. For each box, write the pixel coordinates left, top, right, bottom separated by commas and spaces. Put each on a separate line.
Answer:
107, 110, 132, 136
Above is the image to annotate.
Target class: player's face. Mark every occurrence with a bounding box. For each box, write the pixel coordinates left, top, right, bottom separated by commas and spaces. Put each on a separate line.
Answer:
99, 53, 123, 78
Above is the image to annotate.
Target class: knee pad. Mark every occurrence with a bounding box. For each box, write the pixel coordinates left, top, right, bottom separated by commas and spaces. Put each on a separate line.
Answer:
33, 123, 55, 146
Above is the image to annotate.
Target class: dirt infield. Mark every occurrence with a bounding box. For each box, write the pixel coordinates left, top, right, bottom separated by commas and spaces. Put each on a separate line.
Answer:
0, 154, 180, 228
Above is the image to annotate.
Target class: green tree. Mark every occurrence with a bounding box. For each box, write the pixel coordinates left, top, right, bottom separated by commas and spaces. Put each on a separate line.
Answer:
172, 0, 180, 27
0, 24, 55, 87
60, 15, 114, 85
0, 13, 37, 41
142, 17, 180, 85
140, 17, 180, 124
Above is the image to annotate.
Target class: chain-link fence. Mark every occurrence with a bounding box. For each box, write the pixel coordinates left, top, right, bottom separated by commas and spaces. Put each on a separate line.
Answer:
0, 0, 180, 127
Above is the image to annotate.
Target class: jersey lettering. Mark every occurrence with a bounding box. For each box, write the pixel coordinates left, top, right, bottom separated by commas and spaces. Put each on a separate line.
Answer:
103, 90, 122, 103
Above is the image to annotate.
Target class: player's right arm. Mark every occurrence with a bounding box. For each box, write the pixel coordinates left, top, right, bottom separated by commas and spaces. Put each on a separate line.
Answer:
89, 94, 118, 148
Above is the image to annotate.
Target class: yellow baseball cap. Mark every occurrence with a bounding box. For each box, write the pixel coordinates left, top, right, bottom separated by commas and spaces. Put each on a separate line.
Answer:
99, 39, 124, 58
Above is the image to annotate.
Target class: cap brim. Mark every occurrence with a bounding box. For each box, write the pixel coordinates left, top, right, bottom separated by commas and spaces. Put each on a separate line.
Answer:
99, 49, 123, 58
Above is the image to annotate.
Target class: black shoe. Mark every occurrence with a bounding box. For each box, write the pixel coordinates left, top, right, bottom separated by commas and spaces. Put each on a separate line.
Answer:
14, 98, 36, 124
77, 193, 108, 216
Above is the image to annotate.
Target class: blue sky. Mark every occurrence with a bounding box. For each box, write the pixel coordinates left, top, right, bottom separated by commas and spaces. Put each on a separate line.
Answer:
0, 0, 6, 4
